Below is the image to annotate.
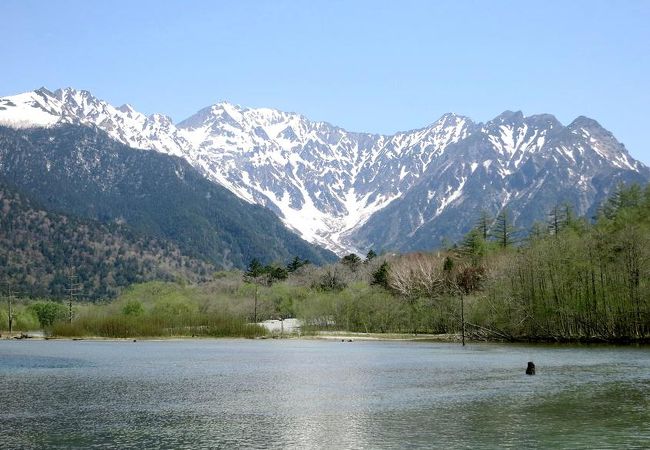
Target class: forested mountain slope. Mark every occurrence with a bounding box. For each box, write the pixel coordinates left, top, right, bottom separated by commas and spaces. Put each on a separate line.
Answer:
0, 181, 214, 299
0, 125, 337, 274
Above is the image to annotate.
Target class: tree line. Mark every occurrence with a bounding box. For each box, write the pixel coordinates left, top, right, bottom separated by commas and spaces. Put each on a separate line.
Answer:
366, 183, 650, 341
3, 183, 648, 342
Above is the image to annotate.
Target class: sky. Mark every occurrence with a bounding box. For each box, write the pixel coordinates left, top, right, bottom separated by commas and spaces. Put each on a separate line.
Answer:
1, 0, 649, 164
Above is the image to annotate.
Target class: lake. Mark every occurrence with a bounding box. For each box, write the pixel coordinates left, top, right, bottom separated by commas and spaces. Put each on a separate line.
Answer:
1, 339, 649, 449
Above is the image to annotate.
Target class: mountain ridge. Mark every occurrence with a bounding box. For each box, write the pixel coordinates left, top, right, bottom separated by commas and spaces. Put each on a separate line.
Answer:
0, 87, 647, 254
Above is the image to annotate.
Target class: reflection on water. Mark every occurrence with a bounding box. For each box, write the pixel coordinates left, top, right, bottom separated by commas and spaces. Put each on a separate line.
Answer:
1, 339, 648, 449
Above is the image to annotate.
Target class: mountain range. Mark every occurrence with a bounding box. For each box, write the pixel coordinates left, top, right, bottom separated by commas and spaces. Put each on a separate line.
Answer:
1, 87, 648, 255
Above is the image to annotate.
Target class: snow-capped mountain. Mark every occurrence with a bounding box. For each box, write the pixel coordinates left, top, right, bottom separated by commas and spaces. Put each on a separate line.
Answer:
1, 87, 647, 254
0, 87, 192, 158
354, 111, 649, 251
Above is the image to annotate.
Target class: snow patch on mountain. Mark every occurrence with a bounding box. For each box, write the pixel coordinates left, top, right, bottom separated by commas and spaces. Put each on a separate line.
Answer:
0, 91, 60, 127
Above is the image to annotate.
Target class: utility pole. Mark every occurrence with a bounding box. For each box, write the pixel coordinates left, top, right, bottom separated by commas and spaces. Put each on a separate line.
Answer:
65, 269, 82, 323
254, 284, 258, 323
7, 289, 15, 334
461, 293, 465, 347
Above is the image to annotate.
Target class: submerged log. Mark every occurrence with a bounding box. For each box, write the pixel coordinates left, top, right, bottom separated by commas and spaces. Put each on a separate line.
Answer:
526, 361, 536, 375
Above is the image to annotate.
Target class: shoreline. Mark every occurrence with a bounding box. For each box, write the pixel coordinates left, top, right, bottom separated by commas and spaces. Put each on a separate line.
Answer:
302, 331, 458, 342
3, 330, 649, 345
1, 330, 457, 342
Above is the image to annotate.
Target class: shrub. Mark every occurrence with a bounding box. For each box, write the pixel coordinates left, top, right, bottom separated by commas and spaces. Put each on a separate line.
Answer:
122, 300, 144, 316
28, 301, 68, 327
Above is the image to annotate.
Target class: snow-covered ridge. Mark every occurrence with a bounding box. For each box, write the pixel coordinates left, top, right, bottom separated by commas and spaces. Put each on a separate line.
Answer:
0, 87, 645, 254
0, 87, 192, 158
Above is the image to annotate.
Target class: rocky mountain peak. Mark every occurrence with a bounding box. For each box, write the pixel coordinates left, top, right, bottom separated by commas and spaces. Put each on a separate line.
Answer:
568, 115, 605, 132
35, 86, 55, 97
117, 103, 136, 114
147, 113, 174, 127
492, 110, 524, 124
526, 113, 562, 130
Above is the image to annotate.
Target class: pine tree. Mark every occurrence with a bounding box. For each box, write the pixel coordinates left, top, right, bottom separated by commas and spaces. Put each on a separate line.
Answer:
245, 258, 263, 277
548, 203, 580, 236
459, 228, 486, 265
287, 256, 309, 273
371, 261, 390, 289
268, 266, 288, 282
475, 210, 493, 240
341, 253, 362, 272
600, 183, 643, 219
548, 204, 562, 237
563, 203, 575, 228
492, 209, 515, 248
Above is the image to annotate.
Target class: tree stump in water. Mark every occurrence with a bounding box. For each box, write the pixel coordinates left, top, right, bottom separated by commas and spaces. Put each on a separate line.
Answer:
526, 361, 536, 375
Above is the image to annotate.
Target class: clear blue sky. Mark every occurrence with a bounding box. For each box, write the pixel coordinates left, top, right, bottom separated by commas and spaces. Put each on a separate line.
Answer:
2, 0, 649, 164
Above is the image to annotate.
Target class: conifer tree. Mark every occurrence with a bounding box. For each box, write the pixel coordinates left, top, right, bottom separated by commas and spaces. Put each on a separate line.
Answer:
245, 258, 264, 278
548, 204, 562, 237
341, 253, 362, 272
287, 256, 309, 273
459, 228, 486, 265
492, 209, 515, 248
475, 210, 493, 240
371, 261, 390, 289
365, 249, 377, 262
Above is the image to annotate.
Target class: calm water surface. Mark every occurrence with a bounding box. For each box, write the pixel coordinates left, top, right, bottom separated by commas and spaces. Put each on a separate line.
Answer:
1, 339, 649, 449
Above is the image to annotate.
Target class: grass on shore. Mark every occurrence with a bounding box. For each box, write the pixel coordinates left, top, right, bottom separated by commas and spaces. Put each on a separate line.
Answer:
50, 314, 266, 338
